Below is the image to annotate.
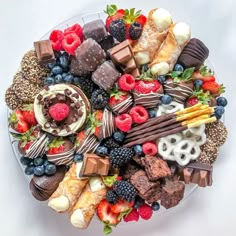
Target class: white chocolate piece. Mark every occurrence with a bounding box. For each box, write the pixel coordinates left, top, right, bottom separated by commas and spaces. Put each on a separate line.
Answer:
152, 8, 172, 31
89, 177, 106, 192
70, 209, 85, 228
173, 22, 191, 45
48, 196, 70, 212
134, 51, 150, 65
151, 62, 169, 75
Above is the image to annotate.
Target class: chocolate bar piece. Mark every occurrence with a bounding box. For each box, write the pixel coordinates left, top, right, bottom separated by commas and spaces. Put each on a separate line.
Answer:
34, 40, 55, 65
75, 38, 106, 72
160, 180, 185, 209
83, 19, 108, 42
92, 61, 121, 91
109, 40, 139, 77
80, 153, 110, 177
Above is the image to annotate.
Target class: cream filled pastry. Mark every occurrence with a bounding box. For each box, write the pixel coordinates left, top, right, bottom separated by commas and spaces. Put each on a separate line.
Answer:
34, 84, 91, 136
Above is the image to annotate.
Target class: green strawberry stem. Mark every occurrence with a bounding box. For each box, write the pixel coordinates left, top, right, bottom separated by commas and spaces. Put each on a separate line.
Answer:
48, 138, 64, 149
104, 5, 118, 16
123, 8, 142, 24
199, 65, 214, 76
191, 88, 213, 104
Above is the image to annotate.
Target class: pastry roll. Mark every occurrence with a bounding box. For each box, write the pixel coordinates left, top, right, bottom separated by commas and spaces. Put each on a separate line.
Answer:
150, 22, 191, 75
48, 162, 88, 213
132, 8, 172, 65
69, 177, 107, 229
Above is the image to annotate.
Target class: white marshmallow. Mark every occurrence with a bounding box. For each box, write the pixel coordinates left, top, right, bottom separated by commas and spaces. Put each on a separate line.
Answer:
134, 51, 150, 65
70, 209, 85, 228
152, 8, 172, 31
48, 196, 69, 212
173, 22, 191, 45
89, 177, 106, 192
151, 62, 169, 75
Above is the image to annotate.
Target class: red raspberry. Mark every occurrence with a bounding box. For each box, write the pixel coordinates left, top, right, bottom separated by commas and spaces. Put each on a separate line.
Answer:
129, 106, 148, 124
134, 80, 161, 94
123, 208, 139, 222
64, 23, 84, 42
49, 30, 64, 51
62, 33, 81, 55
49, 103, 70, 121
142, 142, 158, 156
138, 204, 153, 220
118, 74, 135, 91
115, 114, 132, 132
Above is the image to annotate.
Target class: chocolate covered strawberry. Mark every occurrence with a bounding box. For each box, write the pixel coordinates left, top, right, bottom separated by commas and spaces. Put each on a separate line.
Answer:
109, 89, 133, 114
202, 81, 225, 97
46, 138, 75, 166
186, 88, 213, 107
9, 109, 30, 133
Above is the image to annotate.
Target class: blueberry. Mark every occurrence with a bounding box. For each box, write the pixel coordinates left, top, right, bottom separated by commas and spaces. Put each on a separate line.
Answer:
133, 144, 143, 156
33, 157, 44, 167
174, 64, 184, 72
51, 65, 63, 75
54, 74, 63, 84
215, 113, 222, 120
142, 64, 149, 72
45, 164, 57, 176
34, 165, 45, 176
217, 97, 228, 107
157, 75, 166, 84
48, 61, 57, 69
43, 160, 50, 167
134, 196, 144, 209
72, 77, 80, 85
161, 94, 172, 105
96, 146, 108, 157
20, 156, 32, 166
59, 55, 69, 69
194, 79, 203, 89
148, 109, 156, 118
151, 202, 160, 211
24, 166, 35, 175
74, 154, 84, 162
62, 72, 69, 79
113, 131, 125, 143
64, 74, 74, 84
215, 106, 225, 116
44, 77, 55, 86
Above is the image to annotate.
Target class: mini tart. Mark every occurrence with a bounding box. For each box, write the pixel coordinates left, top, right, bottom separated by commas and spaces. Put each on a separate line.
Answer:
34, 84, 91, 136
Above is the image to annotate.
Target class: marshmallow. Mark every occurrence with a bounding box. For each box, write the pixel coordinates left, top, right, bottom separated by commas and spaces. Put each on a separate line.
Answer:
152, 8, 172, 31
173, 22, 191, 45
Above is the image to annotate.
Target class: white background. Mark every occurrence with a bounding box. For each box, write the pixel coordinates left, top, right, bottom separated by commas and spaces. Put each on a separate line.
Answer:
0, 0, 236, 235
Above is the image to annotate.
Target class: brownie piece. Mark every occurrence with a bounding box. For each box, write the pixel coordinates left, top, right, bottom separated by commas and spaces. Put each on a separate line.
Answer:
92, 61, 121, 91
75, 38, 106, 72
143, 156, 171, 181
120, 161, 141, 180
160, 180, 185, 209
132, 156, 145, 167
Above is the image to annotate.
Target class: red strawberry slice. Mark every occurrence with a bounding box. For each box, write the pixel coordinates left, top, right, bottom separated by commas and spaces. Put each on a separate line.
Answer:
49, 30, 64, 51
9, 110, 30, 133
64, 23, 84, 42
47, 139, 66, 155
115, 114, 132, 132
186, 97, 199, 107
97, 200, 120, 225
22, 104, 37, 126
134, 80, 161, 94
62, 33, 81, 55
110, 199, 134, 214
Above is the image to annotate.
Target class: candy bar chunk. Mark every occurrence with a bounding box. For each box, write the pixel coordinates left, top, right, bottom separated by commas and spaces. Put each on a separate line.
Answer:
92, 61, 121, 91
70, 56, 89, 76
143, 156, 171, 181
75, 38, 106, 72
160, 180, 185, 209
83, 19, 108, 42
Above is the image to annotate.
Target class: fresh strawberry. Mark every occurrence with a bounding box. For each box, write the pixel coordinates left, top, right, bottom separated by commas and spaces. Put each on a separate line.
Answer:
97, 200, 120, 225
88, 111, 103, 138
62, 33, 81, 55
118, 74, 135, 91
129, 106, 148, 124
134, 80, 161, 94
49, 30, 64, 51
135, 14, 147, 27
49, 103, 70, 121
76, 130, 86, 146
192, 65, 216, 83
110, 199, 134, 214
186, 97, 199, 107
202, 81, 225, 96
47, 139, 66, 155
9, 110, 30, 133
104, 5, 125, 32
21, 104, 37, 126
115, 114, 132, 132
64, 23, 83, 42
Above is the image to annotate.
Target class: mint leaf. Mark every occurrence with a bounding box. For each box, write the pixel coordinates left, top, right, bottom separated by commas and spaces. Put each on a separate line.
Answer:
104, 225, 112, 235
182, 67, 195, 81
118, 208, 132, 221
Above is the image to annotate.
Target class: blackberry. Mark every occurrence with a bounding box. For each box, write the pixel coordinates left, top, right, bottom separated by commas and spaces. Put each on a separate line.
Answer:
91, 89, 109, 109
106, 189, 119, 205
103, 138, 120, 151
129, 22, 143, 40
74, 76, 95, 98
109, 19, 126, 42
113, 180, 137, 202
110, 147, 134, 168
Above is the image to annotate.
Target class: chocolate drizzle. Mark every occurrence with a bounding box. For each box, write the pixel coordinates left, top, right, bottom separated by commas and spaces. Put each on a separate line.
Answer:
76, 133, 99, 155
111, 95, 133, 114
101, 108, 115, 139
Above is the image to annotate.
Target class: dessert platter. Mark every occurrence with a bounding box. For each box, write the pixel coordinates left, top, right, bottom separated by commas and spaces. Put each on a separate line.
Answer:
5, 4, 228, 235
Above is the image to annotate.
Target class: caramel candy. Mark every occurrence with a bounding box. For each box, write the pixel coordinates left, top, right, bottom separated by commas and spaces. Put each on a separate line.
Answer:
80, 153, 110, 177
34, 40, 55, 65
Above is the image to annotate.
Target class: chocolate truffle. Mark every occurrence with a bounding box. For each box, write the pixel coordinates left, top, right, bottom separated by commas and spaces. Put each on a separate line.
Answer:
70, 56, 89, 76
5, 86, 23, 110
199, 139, 219, 164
